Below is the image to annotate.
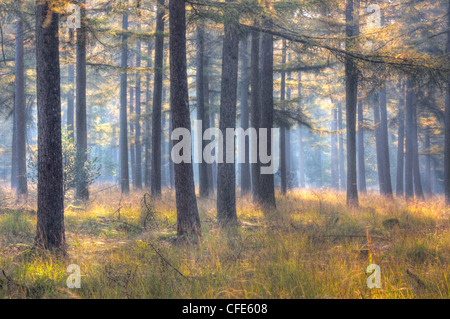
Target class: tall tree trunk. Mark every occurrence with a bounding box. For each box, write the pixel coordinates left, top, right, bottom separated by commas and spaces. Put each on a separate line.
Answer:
151, 0, 165, 197
444, 0, 450, 204
250, 26, 261, 202
396, 81, 405, 196
11, 111, 18, 190
412, 93, 424, 199
240, 34, 251, 195
130, 79, 136, 188
374, 95, 386, 194
204, 46, 214, 194
135, 28, 143, 189
217, 0, 239, 224
15, 16, 27, 198
357, 100, 366, 192
169, 0, 201, 236
259, 17, 276, 208
298, 72, 305, 188
280, 40, 287, 195
345, 0, 358, 206
75, 0, 89, 200
34, 1, 65, 252
119, 3, 130, 194
379, 85, 393, 196
169, 111, 174, 189
405, 76, 414, 199
196, 25, 209, 197
67, 29, 75, 140
144, 41, 153, 188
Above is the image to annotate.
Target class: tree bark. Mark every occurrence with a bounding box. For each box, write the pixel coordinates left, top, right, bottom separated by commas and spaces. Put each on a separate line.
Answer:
135, 28, 143, 189
298, 72, 305, 188
280, 40, 287, 195
217, 0, 239, 224
396, 81, 405, 196
338, 102, 345, 190
345, 0, 358, 206
445, 0, 450, 204
250, 26, 261, 202
374, 95, 386, 194
196, 25, 210, 197
67, 29, 75, 140
240, 34, 251, 195
259, 17, 276, 208
357, 100, 366, 192
119, 4, 130, 194
379, 85, 393, 196
412, 93, 424, 199
144, 41, 153, 188
151, 0, 165, 197
34, 1, 65, 253
405, 76, 414, 199
15, 15, 27, 198
170, 0, 201, 236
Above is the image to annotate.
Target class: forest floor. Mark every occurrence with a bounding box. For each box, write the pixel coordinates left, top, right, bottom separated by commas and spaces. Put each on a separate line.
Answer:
0, 185, 449, 299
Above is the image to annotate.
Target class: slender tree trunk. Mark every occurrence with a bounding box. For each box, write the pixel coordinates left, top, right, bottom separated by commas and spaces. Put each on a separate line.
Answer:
240, 34, 251, 195
130, 81, 136, 188
357, 100, 366, 192
169, 111, 174, 189
119, 5, 130, 194
144, 41, 153, 188
280, 40, 287, 195
196, 25, 209, 197
338, 102, 345, 190
204, 47, 214, 194
34, 1, 65, 252
379, 85, 393, 196
396, 81, 405, 196
424, 126, 431, 197
67, 29, 75, 140
345, 0, 358, 206
11, 111, 17, 190
250, 26, 261, 202
412, 94, 424, 199
298, 72, 305, 188
151, 0, 165, 197
75, 0, 89, 200
135, 29, 143, 189
374, 95, 386, 194
331, 108, 339, 189
169, 0, 201, 236
259, 17, 276, 208
444, 0, 450, 204
405, 76, 415, 199
15, 16, 27, 198
217, 0, 239, 224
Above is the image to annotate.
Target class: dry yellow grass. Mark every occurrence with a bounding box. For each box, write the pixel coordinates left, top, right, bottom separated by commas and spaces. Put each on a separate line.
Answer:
0, 185, 448, 299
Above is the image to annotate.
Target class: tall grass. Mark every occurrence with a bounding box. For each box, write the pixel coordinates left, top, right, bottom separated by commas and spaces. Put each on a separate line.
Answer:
0, 185, 448, 299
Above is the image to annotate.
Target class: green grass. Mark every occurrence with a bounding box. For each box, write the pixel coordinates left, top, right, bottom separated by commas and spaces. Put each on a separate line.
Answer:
0, 186, 449, 299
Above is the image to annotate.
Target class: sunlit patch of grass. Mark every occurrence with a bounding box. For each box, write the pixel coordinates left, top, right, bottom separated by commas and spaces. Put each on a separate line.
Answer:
0, 185, 449, 299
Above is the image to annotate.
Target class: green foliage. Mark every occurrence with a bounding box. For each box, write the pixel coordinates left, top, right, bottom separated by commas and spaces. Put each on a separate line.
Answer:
27, 129, 100, 194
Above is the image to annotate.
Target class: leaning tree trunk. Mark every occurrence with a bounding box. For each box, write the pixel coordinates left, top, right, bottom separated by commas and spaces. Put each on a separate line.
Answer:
151, 0, 165, 197
445, 0, 450, 205
170, 0, 201, 236
196, 24, 210, 197
357, 100, 366, 192
15, 15, 27, 198
259, 17, 276, 208
239, 34, 251, 195
119, 5, 130, 194
345, 0, 358, 206
396, 81, 405, 196
217, 0, 239, 225
250, 26, 261, 202
34, 1, 65, 253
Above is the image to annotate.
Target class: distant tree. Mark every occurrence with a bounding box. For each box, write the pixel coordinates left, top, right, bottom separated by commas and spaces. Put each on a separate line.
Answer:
396, 80, 405, 196
357, 100, 366, 192
445, 0, 450, 205
34, 1, 65, 253
135, 26, 143, 189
